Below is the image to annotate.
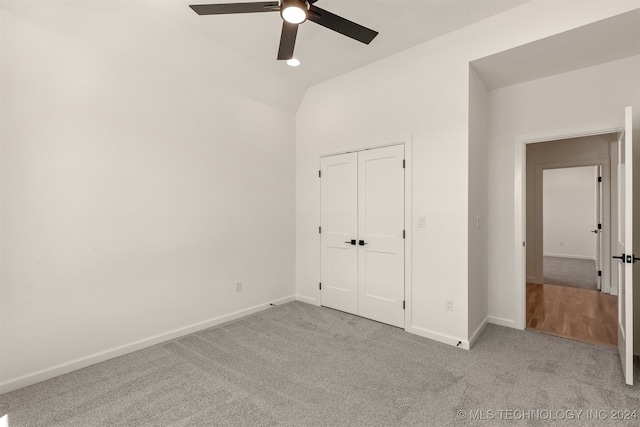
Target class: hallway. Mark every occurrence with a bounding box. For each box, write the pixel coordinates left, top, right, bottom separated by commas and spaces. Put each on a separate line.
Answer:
526, 283, 617, 348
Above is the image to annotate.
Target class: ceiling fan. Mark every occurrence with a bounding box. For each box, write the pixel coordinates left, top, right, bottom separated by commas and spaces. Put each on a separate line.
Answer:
189, 1, 379, 61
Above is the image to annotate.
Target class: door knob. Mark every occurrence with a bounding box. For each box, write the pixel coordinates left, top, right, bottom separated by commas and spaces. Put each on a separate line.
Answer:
613, 254, 626, 262
591, 229, 599, 233
344, 239, 356, 245
358, 240, 367, 246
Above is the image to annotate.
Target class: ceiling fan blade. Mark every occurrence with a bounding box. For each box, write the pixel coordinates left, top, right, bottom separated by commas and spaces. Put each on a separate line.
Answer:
277, 21, 299, 60
189, 2, 280, 15
307, 5, 378, 44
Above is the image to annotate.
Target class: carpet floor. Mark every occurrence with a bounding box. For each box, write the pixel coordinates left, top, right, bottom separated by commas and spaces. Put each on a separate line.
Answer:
543, 256, 598, 290
1, 302, 639, 426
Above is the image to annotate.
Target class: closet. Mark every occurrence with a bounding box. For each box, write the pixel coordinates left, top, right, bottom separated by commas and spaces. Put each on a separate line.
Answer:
320, 144, 405, 328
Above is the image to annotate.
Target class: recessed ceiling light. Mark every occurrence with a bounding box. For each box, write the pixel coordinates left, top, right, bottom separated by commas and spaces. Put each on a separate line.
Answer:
287, 58, 301, 67
281, 0, 308, 24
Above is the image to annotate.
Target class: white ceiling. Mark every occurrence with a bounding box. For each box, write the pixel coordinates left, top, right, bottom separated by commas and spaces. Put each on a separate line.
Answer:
472, 8, 640, 89
6, 1, 637, 111
149, 0, 530, 87
1, 0, 530, 110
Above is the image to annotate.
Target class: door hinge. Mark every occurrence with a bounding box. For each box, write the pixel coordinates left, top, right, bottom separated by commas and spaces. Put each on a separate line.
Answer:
403, 230, 405, 239
523, 241, 526, 247
403, 159, 405, 169
598, 176, 602, 183
319, 226, 321, 234
598, 270, 602, 277
319, 170, 321, 178
598, 223, 602, 230
403, 300, 405, 310
319, 282, 322, 290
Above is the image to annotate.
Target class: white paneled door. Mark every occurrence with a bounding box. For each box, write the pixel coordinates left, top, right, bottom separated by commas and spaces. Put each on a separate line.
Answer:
595, 165, 602, 291
321, 145, 405, 328
320, 153, 358, 314
357, 146, 405, 327
614, 106, 634, 386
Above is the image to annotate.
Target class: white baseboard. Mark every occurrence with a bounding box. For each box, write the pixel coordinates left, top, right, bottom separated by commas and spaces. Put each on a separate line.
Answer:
295, 294, 318, 306
469, 317, 489, 348
488, 316, 518, 329
544, 253, 595, 261
405, 325, 470, 350
0, 295, 296, 395
526, 275, 540, 284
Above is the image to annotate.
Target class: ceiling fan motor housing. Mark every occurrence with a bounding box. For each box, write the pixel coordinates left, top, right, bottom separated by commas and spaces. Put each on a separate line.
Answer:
281, 0, 310, 24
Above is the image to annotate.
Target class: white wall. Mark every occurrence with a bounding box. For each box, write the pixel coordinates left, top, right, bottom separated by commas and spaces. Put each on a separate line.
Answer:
487, 56, 640, 330
296, 42, 472, 346
468, 67, 489, 343
296, 0, 639, 348
0, 9, 295, 391
543, 167, 597, 259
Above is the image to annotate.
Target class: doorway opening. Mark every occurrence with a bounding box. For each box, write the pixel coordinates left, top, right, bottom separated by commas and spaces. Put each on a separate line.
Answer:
515, 107, 634, 385
542, 166, 601, 291
524, 135, 619, 348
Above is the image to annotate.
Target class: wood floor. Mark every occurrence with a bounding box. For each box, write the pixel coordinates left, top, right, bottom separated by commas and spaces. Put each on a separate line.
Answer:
526, 283, 618, 349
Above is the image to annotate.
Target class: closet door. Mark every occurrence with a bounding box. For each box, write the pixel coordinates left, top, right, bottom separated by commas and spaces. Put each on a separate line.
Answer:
357, 145, 405, 327
320, 153, 358, 314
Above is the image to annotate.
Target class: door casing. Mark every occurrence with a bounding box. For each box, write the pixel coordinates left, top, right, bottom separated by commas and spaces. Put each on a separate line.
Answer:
514, 121, 625, 330
318, 135, 412, 330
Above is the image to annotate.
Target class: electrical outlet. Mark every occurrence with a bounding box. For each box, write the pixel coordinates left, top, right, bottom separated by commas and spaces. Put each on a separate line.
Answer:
236, 281, 242, 292
445, 298, 453, 312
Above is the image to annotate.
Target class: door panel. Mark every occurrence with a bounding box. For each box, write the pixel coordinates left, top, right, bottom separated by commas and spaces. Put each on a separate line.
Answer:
616, 106, 633, 385
362, 251, 397, 301
595, 165, 602, 290
357, 145, 405, 328
321, 153, 358, 314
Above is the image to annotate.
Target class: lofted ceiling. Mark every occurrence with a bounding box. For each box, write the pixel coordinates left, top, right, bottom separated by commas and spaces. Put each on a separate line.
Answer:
1, 0, 533, 110
148, 0, 530, 87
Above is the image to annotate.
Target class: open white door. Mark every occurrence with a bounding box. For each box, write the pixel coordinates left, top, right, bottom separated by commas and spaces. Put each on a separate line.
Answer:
595, 165, 602, 290
320, 153, 358, 314
614, 106, 634, 385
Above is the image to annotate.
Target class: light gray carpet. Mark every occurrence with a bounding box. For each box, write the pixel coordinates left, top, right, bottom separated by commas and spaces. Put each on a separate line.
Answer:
1, 302, 639, 426
543, 256, 598, 290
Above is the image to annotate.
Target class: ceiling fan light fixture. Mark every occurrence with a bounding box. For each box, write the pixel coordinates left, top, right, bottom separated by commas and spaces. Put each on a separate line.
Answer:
286, 58, 301, 67
190, 1, 379, 63
281, 0, 308, 24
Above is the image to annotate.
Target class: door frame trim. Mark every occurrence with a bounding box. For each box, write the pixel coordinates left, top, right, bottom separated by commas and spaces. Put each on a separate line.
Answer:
319, 134, 412, 330
514, 122, 623, 330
